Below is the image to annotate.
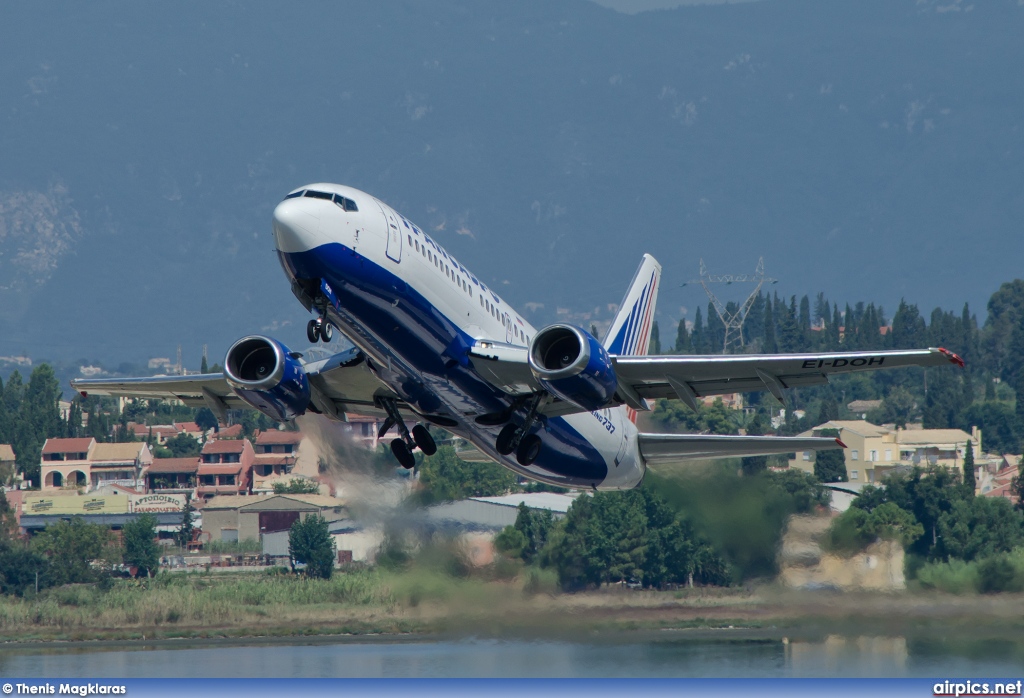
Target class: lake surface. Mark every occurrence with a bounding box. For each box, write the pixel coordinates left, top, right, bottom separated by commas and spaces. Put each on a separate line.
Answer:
3, 634, 1024, 678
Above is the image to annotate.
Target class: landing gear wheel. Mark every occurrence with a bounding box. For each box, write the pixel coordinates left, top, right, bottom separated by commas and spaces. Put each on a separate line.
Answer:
390, 438, 416, 469
516, 434, 542, 466
496, 423, 519, 456
412, 425, 437, 456
320, 321, 333, 342
306, 319, 320, 343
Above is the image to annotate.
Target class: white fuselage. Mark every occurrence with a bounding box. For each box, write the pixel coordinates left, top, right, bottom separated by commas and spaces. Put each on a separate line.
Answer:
273, 183, 644, 490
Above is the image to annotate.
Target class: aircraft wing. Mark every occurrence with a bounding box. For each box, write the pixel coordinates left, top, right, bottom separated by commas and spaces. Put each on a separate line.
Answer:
468, 343, 963, 415
70, 347, 408, 421
638, 433, 844, 464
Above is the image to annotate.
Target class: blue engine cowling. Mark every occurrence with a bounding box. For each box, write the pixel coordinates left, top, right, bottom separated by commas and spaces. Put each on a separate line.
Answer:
223, 335, 311, 422
528, 324, 618, 412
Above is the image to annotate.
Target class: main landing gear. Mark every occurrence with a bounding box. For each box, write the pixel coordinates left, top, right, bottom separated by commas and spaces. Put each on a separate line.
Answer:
494, 393, 544, 467
378, 397, 436, 469
306, 316, 334, 343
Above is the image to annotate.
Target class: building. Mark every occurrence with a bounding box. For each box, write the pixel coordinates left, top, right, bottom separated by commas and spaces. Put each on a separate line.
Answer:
89, 442, 154, 492
197, 439, 255, 499
252, 430, 302, 493
200, 494, 346, 543
427, 492, 581, 531
128, 423, 180, 444
147, 457, 200, 495
342, 414, 391, 450
40, 437, 95, 489
0, 444, 15, 484
788, 420, 982, 484
19, 492, 185, 533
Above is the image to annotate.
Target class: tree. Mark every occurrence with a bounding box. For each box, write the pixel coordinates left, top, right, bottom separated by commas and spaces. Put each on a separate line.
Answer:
674, 318, 691, 354
32, 518, 115, 586
962, 441, 976, 496
164, 432, 201, 458
879, 387, 917, 428
816, 390, 840, 424
741, 413, 768, 476
813, 429, 847, 482
123, 514, 160, 577
289, 514, 335, 579
649, 320, 661, 354
273, 479, 321, 494
201, 354, 210, 374
1011, 457, 1024, 512
195, 407, 219, 435
416, 445, 516, 503
175, 496, 196, 549
936, 496, 1024, 562
0, 541, 50, 596
961, 402, 1020, 455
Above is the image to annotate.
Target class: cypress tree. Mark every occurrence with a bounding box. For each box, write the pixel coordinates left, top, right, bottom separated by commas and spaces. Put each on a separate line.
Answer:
741, 413, 769, 476
691, 307, 707, 354
674, 318, 691, 354
649, 321, 661, 355
799, 295, 811, 350
814, 429, 847, 482
830, 303, 842, 349
962, 441, 976, 496
763, 299, 777, 353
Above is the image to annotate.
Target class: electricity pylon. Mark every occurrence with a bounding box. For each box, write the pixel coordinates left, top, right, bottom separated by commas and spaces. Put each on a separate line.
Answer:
683, 257, 777, 353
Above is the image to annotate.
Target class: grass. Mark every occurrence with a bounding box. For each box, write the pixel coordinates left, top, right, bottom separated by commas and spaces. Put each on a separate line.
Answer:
6, 558, 1024, 644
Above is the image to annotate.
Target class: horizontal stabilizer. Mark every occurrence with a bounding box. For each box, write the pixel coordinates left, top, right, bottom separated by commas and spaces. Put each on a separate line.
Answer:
638, 432, 842, 464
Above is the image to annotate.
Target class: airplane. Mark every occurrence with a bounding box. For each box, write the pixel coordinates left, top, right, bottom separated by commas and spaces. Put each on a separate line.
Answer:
71, 183, 965, 491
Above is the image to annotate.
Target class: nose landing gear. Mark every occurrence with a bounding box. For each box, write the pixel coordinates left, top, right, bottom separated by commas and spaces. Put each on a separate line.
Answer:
378, 397, 437, 469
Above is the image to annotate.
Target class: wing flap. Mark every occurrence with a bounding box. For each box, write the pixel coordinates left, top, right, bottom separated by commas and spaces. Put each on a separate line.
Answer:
638, 433, 843, 464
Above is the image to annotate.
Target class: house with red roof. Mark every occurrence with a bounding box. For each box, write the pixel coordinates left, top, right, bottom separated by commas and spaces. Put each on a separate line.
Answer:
197, 438, 255, 499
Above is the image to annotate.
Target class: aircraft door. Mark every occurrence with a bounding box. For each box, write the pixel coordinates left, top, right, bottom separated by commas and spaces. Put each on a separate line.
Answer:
505, 314, 513, 343
376, 201, 403, 263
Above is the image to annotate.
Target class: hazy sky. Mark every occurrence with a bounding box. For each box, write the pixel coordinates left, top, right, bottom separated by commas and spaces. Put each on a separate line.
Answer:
588, 0, 764, 13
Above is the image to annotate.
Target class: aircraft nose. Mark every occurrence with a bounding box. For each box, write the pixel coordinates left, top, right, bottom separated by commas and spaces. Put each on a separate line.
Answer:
272, 198, 323, 253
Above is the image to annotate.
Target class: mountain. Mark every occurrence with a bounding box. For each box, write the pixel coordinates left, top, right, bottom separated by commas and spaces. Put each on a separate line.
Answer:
0, 0, 1021, 372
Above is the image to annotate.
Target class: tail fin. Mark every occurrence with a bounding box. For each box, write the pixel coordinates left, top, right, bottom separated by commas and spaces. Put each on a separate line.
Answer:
603, 254, 662, 357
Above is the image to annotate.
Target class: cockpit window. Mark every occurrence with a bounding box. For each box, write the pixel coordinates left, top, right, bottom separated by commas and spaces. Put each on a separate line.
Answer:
332, 194, 359, 212
303, 190, 333, 200
283, 190, 304, 200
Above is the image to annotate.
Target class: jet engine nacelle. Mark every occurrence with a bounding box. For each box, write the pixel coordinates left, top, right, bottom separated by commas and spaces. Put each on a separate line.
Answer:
223, 335, 310, 422
528, 324, 617, 412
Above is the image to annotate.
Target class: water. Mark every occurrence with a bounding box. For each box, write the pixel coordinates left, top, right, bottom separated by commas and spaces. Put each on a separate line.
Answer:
3, 635, 1023, 678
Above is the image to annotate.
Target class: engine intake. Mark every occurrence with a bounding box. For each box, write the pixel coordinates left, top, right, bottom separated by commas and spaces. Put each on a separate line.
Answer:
224, 335, 311, 421
528, 324, 617, 411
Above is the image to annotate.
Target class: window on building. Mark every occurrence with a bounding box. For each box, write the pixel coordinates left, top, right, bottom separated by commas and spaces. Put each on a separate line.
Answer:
851, 450, 859, 461
222, 475, 236, 486
870, 450, 878, 462
283, 445, 293, 454
802, 451, 811, 461
885, 449, 892, 461
201, 475, 215, 485
851, 470, 859, 480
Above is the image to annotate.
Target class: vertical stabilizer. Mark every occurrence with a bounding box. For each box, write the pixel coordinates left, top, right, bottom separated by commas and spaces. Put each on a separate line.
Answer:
603, 254, 662, 357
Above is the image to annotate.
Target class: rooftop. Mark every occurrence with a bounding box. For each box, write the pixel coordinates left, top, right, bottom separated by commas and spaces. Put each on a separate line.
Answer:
41, 437, 95, 455
148, 457, 200, 474
255, 430, 304, 445
202, 439, 249, 455
203, 493, 343, 510
92, 442, 148, 461
896, 429, 974, 446
813, 420, 890, 438
197, 463, 244, 476
469, 492, 583, 514
0, 444, 14, 461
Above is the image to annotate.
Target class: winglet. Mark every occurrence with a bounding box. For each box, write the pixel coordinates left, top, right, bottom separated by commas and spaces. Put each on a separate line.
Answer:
835, 438, 848, 449
937, 347, 965, 368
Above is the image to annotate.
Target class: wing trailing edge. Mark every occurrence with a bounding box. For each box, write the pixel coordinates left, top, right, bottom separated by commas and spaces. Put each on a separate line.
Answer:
638, 432, 843, 464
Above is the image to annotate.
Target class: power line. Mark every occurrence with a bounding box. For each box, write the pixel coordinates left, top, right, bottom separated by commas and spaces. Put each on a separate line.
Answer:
682, 257, 777, 353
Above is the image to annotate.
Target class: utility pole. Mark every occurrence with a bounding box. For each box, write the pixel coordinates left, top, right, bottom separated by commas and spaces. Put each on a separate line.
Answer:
683, 257, 777, 353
